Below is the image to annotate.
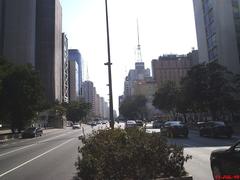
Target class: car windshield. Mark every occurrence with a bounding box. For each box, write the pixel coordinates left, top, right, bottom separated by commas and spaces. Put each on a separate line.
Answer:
167, 121, 184, 126
1, 0, 240, 179
213, 121, 226, 126
24, 128, 36, 132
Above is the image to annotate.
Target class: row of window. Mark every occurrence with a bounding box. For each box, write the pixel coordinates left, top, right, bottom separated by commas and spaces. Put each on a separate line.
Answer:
202, 0, 213, 14
208, 47, 218, 61
207, 34, 217, 49
156, 60, 191, 68
232, 0, 240, 63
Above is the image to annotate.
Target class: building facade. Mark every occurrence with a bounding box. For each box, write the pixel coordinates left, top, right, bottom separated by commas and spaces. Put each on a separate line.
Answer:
69, 60, 78, 101
0, 0, 63, 103
193, 0, 240, 74
152, 50, 198, 88
68, 49, 82, 96
124, 62, 151, 97
81, 80, 95, 116
62, 33, 69, 103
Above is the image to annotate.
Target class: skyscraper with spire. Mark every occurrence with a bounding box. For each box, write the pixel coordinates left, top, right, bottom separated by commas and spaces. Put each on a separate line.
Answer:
123, 20, 151, 97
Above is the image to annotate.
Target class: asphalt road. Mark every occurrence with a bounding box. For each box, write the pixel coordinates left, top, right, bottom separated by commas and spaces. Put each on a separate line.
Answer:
0, 125, 93, 180
0, 122, 239, 180
168, 130, 240, 180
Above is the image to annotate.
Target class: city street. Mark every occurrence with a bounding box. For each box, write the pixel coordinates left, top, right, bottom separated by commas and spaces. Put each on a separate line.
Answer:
100, 122, 239, 180
0, 123, 239, 180
169, 130, 239, 180
0, 125, 93, 180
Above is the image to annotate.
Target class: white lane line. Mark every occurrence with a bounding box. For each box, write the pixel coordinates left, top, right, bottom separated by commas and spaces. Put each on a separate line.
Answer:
0, 144, 36, 157
0, 131, 78, 157
0, 138, 74, 178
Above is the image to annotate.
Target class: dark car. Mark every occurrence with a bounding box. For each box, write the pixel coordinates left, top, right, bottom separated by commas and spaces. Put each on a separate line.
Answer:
152, 120, 164, 128
199, 121, 233, 138
161, 121, 188, 138
22, 127, 43, 138
210, 140, 240, 179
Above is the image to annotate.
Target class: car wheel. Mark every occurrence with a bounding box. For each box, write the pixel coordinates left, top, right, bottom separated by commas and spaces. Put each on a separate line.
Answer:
212, 165, 221, 180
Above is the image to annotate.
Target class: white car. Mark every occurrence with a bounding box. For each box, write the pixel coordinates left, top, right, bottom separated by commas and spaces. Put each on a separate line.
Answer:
72, 123, 81, 129
125, 120, 137, 128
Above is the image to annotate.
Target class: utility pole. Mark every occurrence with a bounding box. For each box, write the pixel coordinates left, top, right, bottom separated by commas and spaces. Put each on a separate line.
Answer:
104, 0, 114, 129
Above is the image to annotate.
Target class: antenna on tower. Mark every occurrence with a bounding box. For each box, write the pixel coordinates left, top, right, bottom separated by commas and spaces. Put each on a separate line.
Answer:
136, 18, 142, 62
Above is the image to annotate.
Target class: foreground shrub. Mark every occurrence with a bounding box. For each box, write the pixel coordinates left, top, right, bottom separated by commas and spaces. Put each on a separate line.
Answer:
76, 128, 191, 180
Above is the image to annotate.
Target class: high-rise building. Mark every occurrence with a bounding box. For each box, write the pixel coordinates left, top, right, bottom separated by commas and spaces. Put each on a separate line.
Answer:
69, 60, 78, 101
0, 0, 63, 103
124, 62, 151, 97
68, 49, 82, 96
193, 0, 240, 74
62, 33, 69, 103
82, 80, 95, 115
152, 50, 197, 88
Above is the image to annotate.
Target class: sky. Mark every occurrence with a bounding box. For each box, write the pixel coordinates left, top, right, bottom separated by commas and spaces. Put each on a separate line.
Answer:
60, 0, 198, 114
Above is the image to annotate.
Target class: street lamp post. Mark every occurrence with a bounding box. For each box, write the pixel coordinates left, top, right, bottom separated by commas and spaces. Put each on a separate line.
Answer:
104, 0, 114, 129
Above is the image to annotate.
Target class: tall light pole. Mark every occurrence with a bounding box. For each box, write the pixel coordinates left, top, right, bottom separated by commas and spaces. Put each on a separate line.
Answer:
104, 0, 114, 129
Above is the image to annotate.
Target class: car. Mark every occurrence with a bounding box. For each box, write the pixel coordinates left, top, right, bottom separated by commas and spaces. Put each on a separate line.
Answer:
161, 121, 188, 138
152, 120, 164, 128
210, 140, 240, 179
145, 122, 161, 134
125, 120, 137, 129
199, 121, 233, 138
22, 127, 43, 138
72, 123, 81, 129
101, 120, 108, 124
88, 121, 97, 126
135, 120, 144, 127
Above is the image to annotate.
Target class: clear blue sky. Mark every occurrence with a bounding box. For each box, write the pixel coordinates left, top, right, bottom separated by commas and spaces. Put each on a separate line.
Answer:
61, 0, 198, 114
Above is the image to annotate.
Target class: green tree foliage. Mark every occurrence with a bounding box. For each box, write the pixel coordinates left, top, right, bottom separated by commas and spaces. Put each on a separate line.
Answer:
153, 81, 179, 117
180, 63, 208, 113
76, 128, 191, 180
65, 100, 91, 122
0, 61, 45, 132
119, 95, 147, 119
153, 62, 239, 121
181, 62, 237, 120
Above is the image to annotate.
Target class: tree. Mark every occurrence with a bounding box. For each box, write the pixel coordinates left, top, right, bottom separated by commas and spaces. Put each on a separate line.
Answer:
119, 95, 147, 120
153, 81, 178, 118
181, 62, 237, 121
65, 101, 91, 123
180, 63, 209, 113
0, 63, 45, 132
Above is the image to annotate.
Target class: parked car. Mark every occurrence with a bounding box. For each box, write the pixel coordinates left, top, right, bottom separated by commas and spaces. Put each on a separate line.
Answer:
210, 140, 240, 179
145, 122, 161, 134
161, 121, 188, 138
199, 121, 233, 138
89, 121, 97, 126
72, 123, 81, 129
135, 120, 144, 127
125, 120, 137, 129
152, 120, 164, 128
22, 127, 43, 138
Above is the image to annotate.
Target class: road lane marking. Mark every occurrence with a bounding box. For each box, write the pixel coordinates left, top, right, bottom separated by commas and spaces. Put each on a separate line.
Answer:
0, 138, 74, 178
0, 130, 79, 157
0, 144, 36, 157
